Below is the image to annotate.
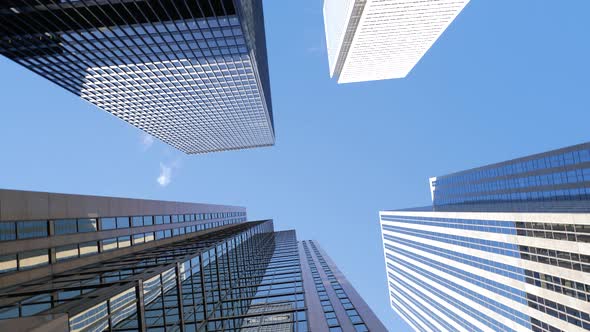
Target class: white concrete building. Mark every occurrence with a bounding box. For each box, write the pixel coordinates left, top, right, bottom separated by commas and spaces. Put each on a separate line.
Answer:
323, 0, 470, 83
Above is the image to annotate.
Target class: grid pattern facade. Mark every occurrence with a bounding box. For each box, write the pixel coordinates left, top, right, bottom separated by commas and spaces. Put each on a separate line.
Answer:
430, 142, 590, 208
0, 211, 246, 275
0, 221, 313, 332
323, 0, 470, 83
0, 0, 274, 153
0, 190, 386, 331
382, 142, 590, 332
381, 211, 590, 332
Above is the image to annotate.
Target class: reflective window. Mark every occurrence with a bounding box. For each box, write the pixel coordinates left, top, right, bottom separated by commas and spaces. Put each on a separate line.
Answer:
101, 238, 117, 251
132, 216, 143, 227
100, 218, 116, 230
79, 242, 98, 256
78, 219, 97, 233
116, 217, 130, 229
118, 236, 131, 248
0, 254, 17, 273
19, 249, 48, 270
54, 219, 78, 235
56, 244, 79, 261
143, 216, 153, 226
17, 221, 47, 239
0, 222, 16, 241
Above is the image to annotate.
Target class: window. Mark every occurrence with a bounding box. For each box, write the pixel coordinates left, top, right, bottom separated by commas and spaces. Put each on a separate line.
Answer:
17, 221, 47, 239
116, 217, 130, 229
54, 219, 77, 235
132, 216, 143, 227
18, 249, 48, 269
0, 254, 17, 273
133, 233, 145, 245
155, 216, 164, 225
101, 218, 116, 230
0, 222, 16, 241
79, 242, 98, 256
56, 244, 79, 261
102, 238, 117, 251
143, 216, 153, 226
118, 236, 131, 248
78, 219, 97, 233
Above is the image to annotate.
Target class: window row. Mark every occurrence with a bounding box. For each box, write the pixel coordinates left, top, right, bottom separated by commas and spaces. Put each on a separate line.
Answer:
434, 147, 590, 187
0, 212, 245, 241
385, 235, 590, 303
382, 215, 590, 243
382, 223, 590, 274
0, 219, 242, 274
389, 246, 590, 328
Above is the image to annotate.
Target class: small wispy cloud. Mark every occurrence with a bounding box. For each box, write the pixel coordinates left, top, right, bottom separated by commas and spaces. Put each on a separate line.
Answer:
141, 133, 154, 150
156, 158, 183, 187
157, 163, 172, 187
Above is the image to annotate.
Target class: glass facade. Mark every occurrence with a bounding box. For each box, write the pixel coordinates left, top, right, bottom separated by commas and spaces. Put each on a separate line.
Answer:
0, 211, 246, 274
0, 190, 386, 331
382, 142, 590, 332
0, 0, 274, 154
430, 142, 590, 209
0, 221, 385, 331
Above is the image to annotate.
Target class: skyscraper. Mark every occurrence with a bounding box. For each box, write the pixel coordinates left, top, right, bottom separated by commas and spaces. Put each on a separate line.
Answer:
323, 0, 470, 83
380, 142, 590, 332
0, 0, 274, 154
0, 189, 385, 331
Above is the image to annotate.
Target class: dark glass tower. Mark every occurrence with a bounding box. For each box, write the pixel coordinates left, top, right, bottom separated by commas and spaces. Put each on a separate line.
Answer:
0, 0, 274, 154
0, 189, 386, 331
381, 142, 590, 332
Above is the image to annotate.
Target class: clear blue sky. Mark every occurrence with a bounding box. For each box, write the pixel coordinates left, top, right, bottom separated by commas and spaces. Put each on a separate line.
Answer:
1, 1, 590, 330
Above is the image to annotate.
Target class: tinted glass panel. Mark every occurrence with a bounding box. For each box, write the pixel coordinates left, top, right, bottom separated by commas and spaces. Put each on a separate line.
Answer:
19, 250, 48, 269
143, 216, 153, 226
118, 236, 131, 248
155, 216, 163, 225
54, 219, 77, 235
56, 244, 78, 261
0, 222, 16, 241
101, 218, 116, 230
17, 221, 47, 239
78, 219, 97, 233
132, 216, 143, 227
79, 242, 98, 256
116, 217, 130, 229
102, 238, 117, 251
0, 254, 17, 273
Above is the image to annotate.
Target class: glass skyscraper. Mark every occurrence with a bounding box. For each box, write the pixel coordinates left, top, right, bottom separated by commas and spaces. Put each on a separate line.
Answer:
0, 0, 274, 154
381, 142, 590, 332
0, 189, 385, 331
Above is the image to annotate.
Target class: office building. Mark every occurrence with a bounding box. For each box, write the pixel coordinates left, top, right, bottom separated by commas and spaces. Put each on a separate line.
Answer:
323, 0, 470, 83
0, 189, 385, 331
0, 0, 274, 154
380, 142, 590, 332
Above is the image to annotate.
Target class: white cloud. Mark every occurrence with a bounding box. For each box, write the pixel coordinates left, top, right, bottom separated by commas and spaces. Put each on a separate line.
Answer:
141, 133, 154, 150
157, 163, 172, 187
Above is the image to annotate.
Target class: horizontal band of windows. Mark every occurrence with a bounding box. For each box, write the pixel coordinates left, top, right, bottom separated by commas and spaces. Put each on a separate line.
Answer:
381, 215, 590, 243
0, 219, 242, 275
384, 234, 590, 304
0, 211, 245, 241
382, 223, 590, 273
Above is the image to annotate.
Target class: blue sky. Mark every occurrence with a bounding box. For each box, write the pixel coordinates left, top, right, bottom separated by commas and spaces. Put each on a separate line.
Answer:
1, 0, 590, 330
